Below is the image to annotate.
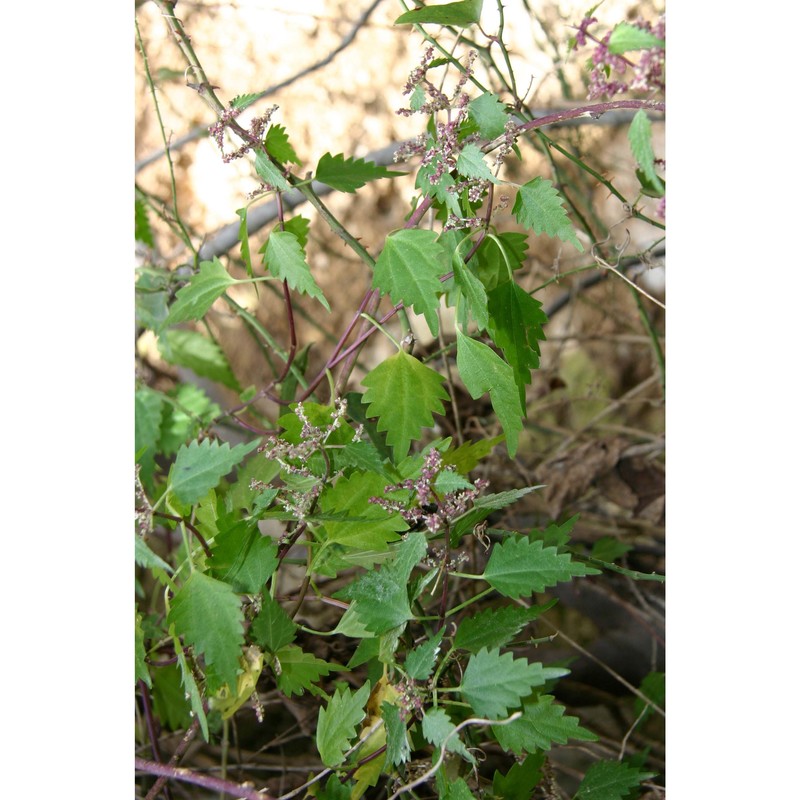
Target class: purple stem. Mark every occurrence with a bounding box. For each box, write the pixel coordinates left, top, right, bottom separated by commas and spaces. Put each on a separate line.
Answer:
136, 758, 273, 800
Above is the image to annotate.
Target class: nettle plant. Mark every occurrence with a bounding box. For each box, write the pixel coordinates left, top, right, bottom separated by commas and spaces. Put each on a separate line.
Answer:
135, 2, 665, 799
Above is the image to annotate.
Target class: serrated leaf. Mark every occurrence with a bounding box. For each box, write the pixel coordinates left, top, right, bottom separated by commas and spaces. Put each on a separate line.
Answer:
628, 110, 664, 195
468, 92, 509, 139
442, 434, 504, 474
422, 707, 475, 764
474, 232, 529, 291
135, 197, 154, 247
135, 612, 151, 687
135, 387, 164, 485
337, 440, 389, 476
591, 536, 632, 563
454, 604, 553, 653
316, 152, 403, 192
395, 0, 483, 28
405, 628, 445, 680
165, 258, 238, 325
608, 22, 665, 55
461, 648, 568, 718
456, 143, 497, 183
320, 471, 407, 549
283, 215, 310, 249
150, 661, 192, 730
483, 536, 600, 598
529, 514, 579, 548
450, 486, 540, 545
208, 516, 278, 593
453, 250, 489, 331
229, 93, 260, 110
440, 777, 476, 800
372, 229, 449, 336
317, 682, 371, 767
159, 329, 241, 391
251, 593, 297, 653
456, 330, 523, 457
336, 532, 427, 634
493, 694, 596, 753
169, 625, 209, 739
434, 469, 474, 494
170, 438, 260, 505
487, 281, 548, 406
159, 383, 221, 457
633, 671, 665, 724
362, 350, 450, 462
136, 270, 171, 333
167, 571, 244, 693
492, 752, 545, 800
575, 759, 657, 800
273, 644, 334, 697
263, 230, 330, 311
254, 150, 290, 190
235, 208, 253, 276
265, 123, 301, 165
382, 701, 411, 766
512, 178, 584, 252
135, 537, 173, 574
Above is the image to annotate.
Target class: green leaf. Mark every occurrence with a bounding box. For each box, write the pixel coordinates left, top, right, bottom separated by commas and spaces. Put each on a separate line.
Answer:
440, 778, 476, 800
492, 752, 546, 800
159, 383, 221, 456
170, 625, 209, 739
382, 701, 411, 766
483, 536, 600, 598
474, 232, 528, 291
263, 230, 330, 311
167, 571, 245, 693
575, 759, 657, 800
135, 387, 164, 485
136, 269, 171, 333
135, 197, 154, 247
320, 471, 407, 549
633, 671, 665, 724
372, 229, 449, 336
468, 92, 509, 139
456, 330, 523, 457
229, 93, 260, 110
361, 350, 450, 462
336, 532, 427, 634
405, 628, 445, 680
442, 434, 504, 474
254, 150, 290, 190
454, 604, 553, 653
421, 707, 475, 764
512, 178, 584, 252
453, 250, 489, 331
150, 661, 193, 731
492, 695, 597, 753
170, 438, 260, 505
434, 469, 474, 495
529, 515, 579, 548
251, 593, 297, 653
336, 440, 389, 476
487, 281, 548, 406
272, 644, 334, 697
460, 648, 568, 718
456, 143, 497, 183
591, 536, 632, 563
159, 329, 241, 391
395, 0, 484, 28
316, 682, 371, 767
135, 612, 151, 687
283, 215, 310, 249
265, 123, 301, 165
135, 536, 173, 574
165, 258, 238, 325
316, 152, 403, 192
208, 516, 278, 593
608, 22, 664, 55
628, 110, 664, 195
450, 486, 540, 544
235, 208, 253, 276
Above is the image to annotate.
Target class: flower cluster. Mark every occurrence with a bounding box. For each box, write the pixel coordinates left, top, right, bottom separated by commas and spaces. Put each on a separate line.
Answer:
209, 103, 279, 163
370, 448, 488, 534
576, 15, 665, 100
254, 399, 352, 522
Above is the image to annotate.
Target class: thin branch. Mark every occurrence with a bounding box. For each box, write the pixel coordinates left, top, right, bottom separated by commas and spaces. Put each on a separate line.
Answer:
136, 0, 386, 172
135, 757, 273, 799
